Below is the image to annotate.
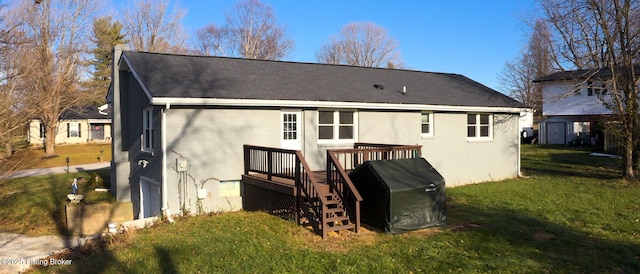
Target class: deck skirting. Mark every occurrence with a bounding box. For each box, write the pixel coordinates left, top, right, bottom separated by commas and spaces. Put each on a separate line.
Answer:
242, 174, 297, 220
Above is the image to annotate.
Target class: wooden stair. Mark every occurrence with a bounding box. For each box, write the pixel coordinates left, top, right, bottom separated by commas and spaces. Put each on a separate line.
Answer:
301, 171, 355, 238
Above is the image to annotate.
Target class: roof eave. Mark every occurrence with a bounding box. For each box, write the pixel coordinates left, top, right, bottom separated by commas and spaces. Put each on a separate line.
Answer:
151, 97, 528, 113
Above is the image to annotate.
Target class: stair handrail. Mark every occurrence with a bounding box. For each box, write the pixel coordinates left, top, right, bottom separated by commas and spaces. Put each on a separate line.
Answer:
294, 151, 329, 204
243, 145, 328, 235
326, 151, 362, 234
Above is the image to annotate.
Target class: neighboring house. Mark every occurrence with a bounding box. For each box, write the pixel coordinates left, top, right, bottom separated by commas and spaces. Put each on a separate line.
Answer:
108, 46, 528, 220
28, 104, 112, 147
533, 69, 614, 147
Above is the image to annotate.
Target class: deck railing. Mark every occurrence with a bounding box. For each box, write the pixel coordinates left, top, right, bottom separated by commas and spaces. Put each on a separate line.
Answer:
329, 143, 423, 171
326, 151, 362, 234
243, 145, 327, 231
244, 145, 299, 181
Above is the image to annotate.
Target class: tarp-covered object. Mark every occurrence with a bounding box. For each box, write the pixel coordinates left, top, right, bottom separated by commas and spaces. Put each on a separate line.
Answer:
349, 158, 446, 234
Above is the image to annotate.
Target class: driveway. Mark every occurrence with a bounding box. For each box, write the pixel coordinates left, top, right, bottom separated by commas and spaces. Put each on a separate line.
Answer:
0, 233, 90, 274
0, 162, 110, 179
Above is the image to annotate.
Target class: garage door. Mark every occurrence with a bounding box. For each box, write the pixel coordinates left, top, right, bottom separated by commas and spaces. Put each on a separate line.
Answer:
546, 122, 566, 144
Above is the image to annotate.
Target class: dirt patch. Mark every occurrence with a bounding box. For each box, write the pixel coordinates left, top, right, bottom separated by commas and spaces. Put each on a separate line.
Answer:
290, 224, 447, 253
533, 231, 557, 242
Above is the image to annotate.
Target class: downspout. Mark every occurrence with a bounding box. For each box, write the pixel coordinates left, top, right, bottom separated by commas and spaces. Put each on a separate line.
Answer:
517, 112, 523, 177
162, 102, 173, 222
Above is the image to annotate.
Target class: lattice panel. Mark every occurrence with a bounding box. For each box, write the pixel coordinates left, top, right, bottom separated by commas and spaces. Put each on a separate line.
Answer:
243, 183, 297, 221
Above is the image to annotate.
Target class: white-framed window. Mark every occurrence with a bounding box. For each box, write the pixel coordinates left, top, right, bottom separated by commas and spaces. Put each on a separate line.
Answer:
421, 112, 433, 137
67, 122, 81, 138
142, 107, 153, 151
467, 113, 492, 140
318, 110, 357, 142
282, 112, 298, 140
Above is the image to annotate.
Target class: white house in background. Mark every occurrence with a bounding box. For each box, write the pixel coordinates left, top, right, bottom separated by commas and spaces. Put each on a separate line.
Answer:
533, 69, 616, 147
28, 104, 112, 147
108, 47, 529, 220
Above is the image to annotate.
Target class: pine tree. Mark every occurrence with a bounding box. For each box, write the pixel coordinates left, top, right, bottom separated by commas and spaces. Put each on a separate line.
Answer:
87, 16, 127, 105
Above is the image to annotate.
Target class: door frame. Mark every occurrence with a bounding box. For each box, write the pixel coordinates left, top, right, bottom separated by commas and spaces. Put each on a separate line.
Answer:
281, 110, 302, 151
139, 176, 161, 219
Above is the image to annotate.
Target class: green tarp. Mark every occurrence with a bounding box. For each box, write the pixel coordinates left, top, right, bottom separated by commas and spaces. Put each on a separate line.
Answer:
349, 158, 446, 234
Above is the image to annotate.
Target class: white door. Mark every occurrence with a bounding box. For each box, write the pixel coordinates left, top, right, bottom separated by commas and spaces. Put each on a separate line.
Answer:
140, 178, 161, 218
546, 122, 566, 144
281, 111, 302, 150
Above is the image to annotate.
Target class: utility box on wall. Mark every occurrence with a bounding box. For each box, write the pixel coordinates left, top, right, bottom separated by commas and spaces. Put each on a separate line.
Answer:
176, 159, 188, 172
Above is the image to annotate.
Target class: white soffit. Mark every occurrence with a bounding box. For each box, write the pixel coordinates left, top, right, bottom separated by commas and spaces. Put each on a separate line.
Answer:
151, 97, 526, 113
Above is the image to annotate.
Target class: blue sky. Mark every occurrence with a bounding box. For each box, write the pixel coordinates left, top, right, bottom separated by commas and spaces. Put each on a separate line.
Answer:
111, 1, 538, 93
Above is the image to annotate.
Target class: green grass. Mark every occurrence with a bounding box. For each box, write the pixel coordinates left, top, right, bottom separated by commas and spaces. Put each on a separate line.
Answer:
0, 143, 112, 171
0, 169, 113, 236
26, 145, 640, 273
0, 143, 114, 235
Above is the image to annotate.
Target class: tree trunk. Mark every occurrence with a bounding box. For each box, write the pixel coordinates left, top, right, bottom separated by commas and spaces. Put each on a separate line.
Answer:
4, 142, 12, 158
45, 121, 57, 156
624, 133, 635, 180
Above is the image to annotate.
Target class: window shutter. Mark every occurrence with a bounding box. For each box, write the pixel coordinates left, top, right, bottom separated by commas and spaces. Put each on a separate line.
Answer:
78, 123, 81, 138
67, 123, 70, 137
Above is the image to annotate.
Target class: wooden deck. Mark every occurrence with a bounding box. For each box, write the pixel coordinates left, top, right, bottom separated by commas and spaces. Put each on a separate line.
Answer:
242, 143, 422, 239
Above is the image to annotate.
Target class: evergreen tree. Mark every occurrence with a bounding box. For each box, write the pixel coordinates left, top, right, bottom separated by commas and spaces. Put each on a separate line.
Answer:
87, 16, 127, 105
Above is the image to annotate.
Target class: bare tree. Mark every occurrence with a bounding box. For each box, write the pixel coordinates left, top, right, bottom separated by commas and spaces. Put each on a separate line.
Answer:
0, 62, 26, 158
195, 0, 293, 60
0, 3, 23, 158
194, 23, 228, 56
225, 0, 293, 59
122, 0, 188, 53
7, 0, 100, 156
499, 20, 554, 119
537, 0, 640, 179
4, 0, 101, 156
316, 22, 403, 68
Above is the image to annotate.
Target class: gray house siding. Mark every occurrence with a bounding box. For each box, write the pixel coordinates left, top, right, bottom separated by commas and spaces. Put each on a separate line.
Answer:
113, 68, 164, 217
359, 111, 520, 186
130, 106, 163, 218
422, 113, 519, 184
163, 107, 280, 214
121, 103, 521, 217
358, 110, 419, 144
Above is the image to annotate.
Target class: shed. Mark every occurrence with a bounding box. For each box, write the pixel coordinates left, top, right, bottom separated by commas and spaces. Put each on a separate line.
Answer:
349, 158, 446, 234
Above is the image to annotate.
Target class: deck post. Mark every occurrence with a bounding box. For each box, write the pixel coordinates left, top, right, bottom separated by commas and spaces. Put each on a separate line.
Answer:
267, 150, 272, 180
295, 154, 301, 225
243, 145, 249, 175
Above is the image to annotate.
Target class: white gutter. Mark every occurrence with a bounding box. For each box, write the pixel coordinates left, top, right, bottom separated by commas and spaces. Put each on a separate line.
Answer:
151, 97, 527, 113
517, 113, 522, 177
161, 102, 170, 217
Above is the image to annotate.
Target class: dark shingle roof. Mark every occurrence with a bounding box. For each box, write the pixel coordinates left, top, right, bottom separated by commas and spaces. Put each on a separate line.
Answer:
60, 106, 109, 120
122, 51, 526, 109
533, 69, 604, 82
534, 65, 640, 82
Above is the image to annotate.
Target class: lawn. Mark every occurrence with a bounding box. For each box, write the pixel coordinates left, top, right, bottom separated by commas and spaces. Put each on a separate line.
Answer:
0, 168, 113, 236
0, 143, 113, 236
25, 145, 640, 273
0, 143, 111, 171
